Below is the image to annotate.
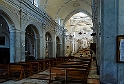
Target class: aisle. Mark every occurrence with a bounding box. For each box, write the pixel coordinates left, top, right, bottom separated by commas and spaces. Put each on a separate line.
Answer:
87, 60, 100, 84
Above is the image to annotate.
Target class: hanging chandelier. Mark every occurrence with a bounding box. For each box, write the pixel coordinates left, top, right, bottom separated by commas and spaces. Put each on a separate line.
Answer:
78, 31, 82, 35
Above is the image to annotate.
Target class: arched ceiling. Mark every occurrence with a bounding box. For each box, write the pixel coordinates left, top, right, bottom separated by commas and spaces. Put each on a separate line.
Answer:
39, 0, 92, 20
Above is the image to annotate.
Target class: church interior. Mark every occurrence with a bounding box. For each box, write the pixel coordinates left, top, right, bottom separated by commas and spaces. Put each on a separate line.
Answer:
0, 0, 124, 84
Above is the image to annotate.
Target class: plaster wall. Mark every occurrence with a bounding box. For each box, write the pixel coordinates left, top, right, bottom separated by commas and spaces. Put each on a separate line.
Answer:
117, 0, 124, 84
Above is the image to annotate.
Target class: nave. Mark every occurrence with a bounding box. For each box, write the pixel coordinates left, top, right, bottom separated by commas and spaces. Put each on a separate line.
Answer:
0, 49, 99, 84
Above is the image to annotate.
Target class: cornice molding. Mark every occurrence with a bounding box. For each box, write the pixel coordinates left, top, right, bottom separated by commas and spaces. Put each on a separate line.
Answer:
3, 0, 65, 34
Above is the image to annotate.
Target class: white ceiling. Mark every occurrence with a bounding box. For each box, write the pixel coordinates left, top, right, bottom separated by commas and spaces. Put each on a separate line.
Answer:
39, 0, 92, 21
39, 0, 93, 48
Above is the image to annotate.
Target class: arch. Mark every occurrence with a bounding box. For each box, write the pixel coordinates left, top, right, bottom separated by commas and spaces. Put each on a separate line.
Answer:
56, 36, 60, 43
0, 8, 21, 62
0, 5, 20, 29
45, 32, 53, 58
23, 20, 42, 35
56, 36, 61, 57
63, 9, 96, 34
25, 24, 40, 60
0, 15, 10, 37
45, 32, 52, 42
56, 35, 63, 44
63, 9, 92, 27
0, 10, 12, 64
64, 11, 94, 56
26, 24, 40, 37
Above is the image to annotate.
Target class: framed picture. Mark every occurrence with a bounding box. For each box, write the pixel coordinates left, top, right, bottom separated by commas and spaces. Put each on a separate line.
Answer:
117, 35, 124, 62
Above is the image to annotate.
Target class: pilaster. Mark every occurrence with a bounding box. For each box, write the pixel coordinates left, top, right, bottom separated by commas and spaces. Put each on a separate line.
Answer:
100, 0, 118, 83
20, 30, 25, 62
9, 25, 21, 63
52, 34, 56, 58
117, 0, 124, 84
35, 34, 40, 59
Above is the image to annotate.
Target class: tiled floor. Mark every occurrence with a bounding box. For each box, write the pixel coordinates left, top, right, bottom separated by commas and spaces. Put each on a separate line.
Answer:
0, 60, 100, 84
87, 60, 100, 84
87, 79, 100, 84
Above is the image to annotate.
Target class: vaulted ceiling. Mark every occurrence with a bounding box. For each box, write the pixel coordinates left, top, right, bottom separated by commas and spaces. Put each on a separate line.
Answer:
39, 0, 92, 21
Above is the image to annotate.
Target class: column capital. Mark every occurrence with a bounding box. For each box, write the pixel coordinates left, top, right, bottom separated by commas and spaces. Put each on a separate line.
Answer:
9, 24, 21, 32
9, 28, 21, 33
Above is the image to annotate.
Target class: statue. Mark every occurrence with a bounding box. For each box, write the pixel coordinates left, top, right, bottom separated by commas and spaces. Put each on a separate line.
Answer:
45, 49, 48, 58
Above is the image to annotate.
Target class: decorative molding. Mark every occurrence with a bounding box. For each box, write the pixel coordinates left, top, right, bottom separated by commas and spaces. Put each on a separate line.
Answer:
4, 0, 56, 26
4, 0, 20, 9
3, 0, 65, 35
9, 25, 21, 32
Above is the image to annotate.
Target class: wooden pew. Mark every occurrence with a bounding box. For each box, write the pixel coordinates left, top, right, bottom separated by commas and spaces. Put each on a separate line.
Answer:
49, 67, 89, 84
18, 62, 31, 77
26, 61, 40, 76
55, 58, 62, 66
44, 59, 51, 70
49, 67, 66, 83
53, 58, 57, 66
66, 68, 88, 84
35, 59, 49, 71
26, 58, 56, 71
11, 61, 38, 77
49, 58, 55, 67
34, 59, 48, 71
35, 59, 45, 71
8, 64, 25, 80
0, 64, 8, 78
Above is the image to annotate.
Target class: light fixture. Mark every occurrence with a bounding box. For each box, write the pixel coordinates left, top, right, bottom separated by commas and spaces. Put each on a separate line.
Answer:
91, 33, 96, 36
78, 29, 83, 35
78, 31, 82, 35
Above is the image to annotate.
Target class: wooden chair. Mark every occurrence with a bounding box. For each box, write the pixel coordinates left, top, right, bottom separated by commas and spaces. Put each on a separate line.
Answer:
49, 67, 66, 83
